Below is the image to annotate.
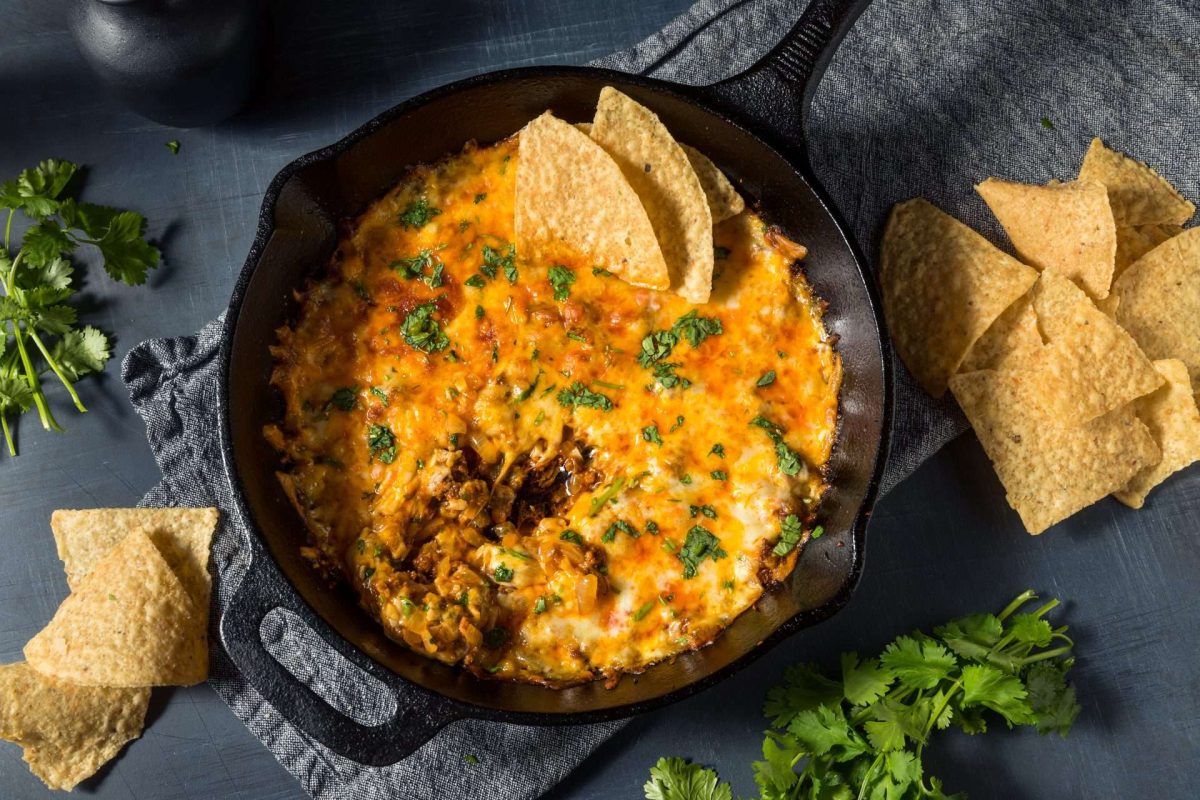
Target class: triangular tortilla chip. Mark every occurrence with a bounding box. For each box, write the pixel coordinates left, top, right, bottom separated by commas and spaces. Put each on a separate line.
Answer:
680, 144, 745, 223
591, 87, 715, 303
0, 661, 148, 791
1114, 223, 1182, 278
1110, 227, 1200, 397
950, 368, 1160, 534
960, 292, 1043, 372
25, 530, 208, 687
881, 198, 1038, 396
1078, 138, 1195, 226
1025, 271, 1162, 424
1114, 359, 1200, 509
976, 177, 1116, 299
516, 112, 668, 290
51, 508, 217, 612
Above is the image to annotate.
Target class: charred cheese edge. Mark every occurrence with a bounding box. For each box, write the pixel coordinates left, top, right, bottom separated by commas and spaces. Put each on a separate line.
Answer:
267, 137, 841, 686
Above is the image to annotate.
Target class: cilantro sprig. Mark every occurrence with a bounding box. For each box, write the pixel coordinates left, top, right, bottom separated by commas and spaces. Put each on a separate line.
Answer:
645, 590, 1080, 799
0, 159, 160, 455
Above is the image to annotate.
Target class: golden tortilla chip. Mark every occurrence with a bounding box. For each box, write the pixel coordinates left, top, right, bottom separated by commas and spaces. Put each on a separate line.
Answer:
1078, 138, 1195, 226
0, 662, 148, 791
25, 530, 208, 687
516, 112, 668, 290
976, 177, 1116, 299
1114, 223, 1182, 278
590, 87, 715, 303
960, 292, 1043, 372
1114, 359, 1200, 509
680, 144, 745, 223
949, 369, 1160, 534
1110, 226, 1200, 396
1025, 271, 1162, 423
881, 198, 1038, 396
51, 508, 217, 612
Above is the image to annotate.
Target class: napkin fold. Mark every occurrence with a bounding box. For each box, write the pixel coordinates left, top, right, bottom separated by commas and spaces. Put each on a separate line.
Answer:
124, 0, 1200, 796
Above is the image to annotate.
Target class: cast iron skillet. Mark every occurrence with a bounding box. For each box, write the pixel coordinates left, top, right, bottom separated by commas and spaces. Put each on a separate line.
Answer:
219, 0, 889, 766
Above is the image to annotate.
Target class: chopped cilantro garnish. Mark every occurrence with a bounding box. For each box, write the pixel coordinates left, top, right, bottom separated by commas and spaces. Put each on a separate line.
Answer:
680, 473, 693, 485
721, 579, 735, 591
594, 379, 624, 391
645, 520, 660, 535
557, 381, 613, 411
711, 469, 728, 481
350, 279, 371, 301
634, 601, 655, 622
602, 519, 639, 542
677, 525, 726, 579
810, 524, 825, 539
757, 370, 777, 387
474, 304, 484, 319
671, 310, 723, 348
670, 415, 685, 432
709, 443, 725, 458
689, 504, 717, 519
390, 249, 433, 279
491, 342, 499, 363
480, 243, 515, 280
772, 513, 804, 556
567, 330, 589, 344
642, 425, 664, 446
366, 424, 397, 464
547, 264, 575, 301
516, 369, 543, 402
560, 530, 583, 545
750, 415, 805, 477
398, 197, 440, 229
533, 596, 548, 614
592, 267, 614, 278
369, 386, 389, 406
637, 330, 679, 367
474, 192, 487, 204
500, 547, 533, 561
400, 302, 449, 353
1040, 116, 1054, 130
165, 140, 181, 155
463, 754, 480, 765
493, 563, 514, 582
465, 274, 486, 288
361, 565, 375, 580
650, 361, 690, 390
588, 477, 626, 515
327, 386, 357, 412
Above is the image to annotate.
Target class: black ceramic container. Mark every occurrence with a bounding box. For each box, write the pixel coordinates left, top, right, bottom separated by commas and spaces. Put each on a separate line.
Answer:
68, 0, 264, 127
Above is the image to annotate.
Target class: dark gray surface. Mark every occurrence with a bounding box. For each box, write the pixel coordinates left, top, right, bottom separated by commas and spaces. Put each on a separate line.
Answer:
1, 1, 1197, 799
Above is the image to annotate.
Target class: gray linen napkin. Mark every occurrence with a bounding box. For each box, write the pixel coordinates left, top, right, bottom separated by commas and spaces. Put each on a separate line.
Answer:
123, 0, 1200, 797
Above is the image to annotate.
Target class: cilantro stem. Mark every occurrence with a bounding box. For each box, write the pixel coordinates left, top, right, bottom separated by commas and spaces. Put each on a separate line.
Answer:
856, 753, 886, 800
997, 590, 1037, 621
4, 209, 12, 253
8, 320, 60, 431
28, 329, 86, 412
1, 413, 13, 456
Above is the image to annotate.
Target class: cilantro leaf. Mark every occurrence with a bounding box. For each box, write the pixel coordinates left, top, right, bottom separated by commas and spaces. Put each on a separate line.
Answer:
556, 381, 613, 411
879, 636, 958, 690
643, 757, 731, 800
841, 652, 894, 706
400, 302, 449, 353
21, 221, 73, 266
366, 424, 397, 464
959, 664, 1035, 724
677, 525, 726, 579
1026, 661, 1081, 737
772, 513, 804, 556
397, 197, 440, 229
49, 327, 110, 381
89, 210, 160, 285
934, 613, 1003, 661
763, 663, 842, 726
547, 264, 575, 301
671, 310, 723, 347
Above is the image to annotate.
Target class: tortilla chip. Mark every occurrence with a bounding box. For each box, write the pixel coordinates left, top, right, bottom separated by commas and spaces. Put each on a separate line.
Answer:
1114, 223, 1182, 278
25, 530, 208, 687
1025, 271, 1162, 423
590, 87, 715, 303
1114, 359, 1200, 509
976, 178, 1116, 299
516, 112, 668, 290
1110, 226, 1200, 396
949, 369, 1160, 534
51, 508, 217, 612
0, 662, 148, 791
680, 144, 745, 223
1078, 138, 1195, 226
960, 292, 1043, 372
881, 198, 1039, 396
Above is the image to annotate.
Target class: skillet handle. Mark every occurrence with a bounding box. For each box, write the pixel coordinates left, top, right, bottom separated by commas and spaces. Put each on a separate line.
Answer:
698, 0, 872, 161
219, 533, 459, 767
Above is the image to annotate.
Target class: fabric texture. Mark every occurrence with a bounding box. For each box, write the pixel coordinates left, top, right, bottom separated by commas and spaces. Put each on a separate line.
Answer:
123, 0, 1200, 797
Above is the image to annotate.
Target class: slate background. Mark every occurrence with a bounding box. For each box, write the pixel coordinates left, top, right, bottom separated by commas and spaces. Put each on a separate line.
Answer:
0, 0, 1196, 798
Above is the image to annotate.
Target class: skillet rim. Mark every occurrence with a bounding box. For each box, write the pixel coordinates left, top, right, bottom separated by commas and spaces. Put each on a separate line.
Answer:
217, 62, 893, 726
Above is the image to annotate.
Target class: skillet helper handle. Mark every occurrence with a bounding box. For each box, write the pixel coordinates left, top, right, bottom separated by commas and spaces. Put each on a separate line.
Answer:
701, 0, 872, 161
219, 537, 454, 767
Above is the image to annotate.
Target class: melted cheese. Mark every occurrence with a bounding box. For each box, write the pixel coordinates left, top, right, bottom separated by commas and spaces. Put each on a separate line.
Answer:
268, 137, 841, 685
